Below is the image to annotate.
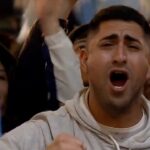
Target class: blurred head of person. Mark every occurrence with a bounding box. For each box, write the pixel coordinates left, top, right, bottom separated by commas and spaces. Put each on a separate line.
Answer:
0, 44, 16, 115
0, 32, 19, 58
69, 24, 89, 86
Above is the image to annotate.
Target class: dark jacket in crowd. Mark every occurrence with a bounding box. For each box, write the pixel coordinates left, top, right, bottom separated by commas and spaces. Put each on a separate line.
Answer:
0, 43, 16, 133
8, 21, 59, 129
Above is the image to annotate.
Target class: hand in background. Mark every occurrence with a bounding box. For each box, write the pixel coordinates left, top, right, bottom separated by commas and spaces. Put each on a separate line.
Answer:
35, 0, 77, 35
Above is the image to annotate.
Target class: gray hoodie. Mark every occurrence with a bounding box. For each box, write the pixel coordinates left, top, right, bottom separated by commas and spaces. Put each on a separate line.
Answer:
0, 89, 150, 150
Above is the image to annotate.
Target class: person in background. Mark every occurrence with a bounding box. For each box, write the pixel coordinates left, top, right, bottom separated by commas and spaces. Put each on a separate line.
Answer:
0, 44, 16, 136
9, 0, 83, 129
69, 24, 89, 86
0, 0, 21, 58
69, 24, 89, 55
0, 5, 150, 150
0, 33, 20, 58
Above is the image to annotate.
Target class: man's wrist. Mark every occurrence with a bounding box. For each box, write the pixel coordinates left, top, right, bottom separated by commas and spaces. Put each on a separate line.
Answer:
40, 17, 60, 36
39, 17, 69, 36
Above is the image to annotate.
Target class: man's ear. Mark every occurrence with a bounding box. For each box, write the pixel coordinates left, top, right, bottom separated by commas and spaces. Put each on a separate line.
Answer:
80, 48, 88, 74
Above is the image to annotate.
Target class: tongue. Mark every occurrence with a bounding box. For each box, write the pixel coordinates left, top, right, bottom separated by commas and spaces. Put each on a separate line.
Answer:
112, 80, 126, 87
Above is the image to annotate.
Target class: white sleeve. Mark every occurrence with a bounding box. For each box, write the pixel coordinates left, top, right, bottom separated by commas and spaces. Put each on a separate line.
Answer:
44, 29, 84, 103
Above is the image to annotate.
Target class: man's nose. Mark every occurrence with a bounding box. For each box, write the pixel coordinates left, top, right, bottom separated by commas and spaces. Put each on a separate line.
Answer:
112, 45, 127, 65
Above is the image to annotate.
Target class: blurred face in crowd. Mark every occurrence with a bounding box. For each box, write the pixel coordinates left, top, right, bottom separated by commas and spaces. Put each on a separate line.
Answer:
73, 39, 86, 57
0, 62, 8, 114
73, 38, 89, 87
82, 20, 150, 115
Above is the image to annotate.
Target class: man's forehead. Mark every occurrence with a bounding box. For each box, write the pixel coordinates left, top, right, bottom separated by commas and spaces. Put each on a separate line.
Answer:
99, 33, 142, 42
93, 20, 145, 41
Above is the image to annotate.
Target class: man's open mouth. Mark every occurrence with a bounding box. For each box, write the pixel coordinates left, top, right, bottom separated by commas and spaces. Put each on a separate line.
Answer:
110, 70, 128, 87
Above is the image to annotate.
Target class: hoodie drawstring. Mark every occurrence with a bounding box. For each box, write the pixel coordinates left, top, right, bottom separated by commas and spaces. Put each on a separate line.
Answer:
109, 134, 120, 150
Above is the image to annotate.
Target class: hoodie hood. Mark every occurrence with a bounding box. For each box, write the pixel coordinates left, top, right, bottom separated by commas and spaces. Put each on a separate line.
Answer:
65, 88, 150, 149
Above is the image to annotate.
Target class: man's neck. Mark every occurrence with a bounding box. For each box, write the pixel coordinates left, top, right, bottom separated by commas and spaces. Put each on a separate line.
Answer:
87, 92, 144, 128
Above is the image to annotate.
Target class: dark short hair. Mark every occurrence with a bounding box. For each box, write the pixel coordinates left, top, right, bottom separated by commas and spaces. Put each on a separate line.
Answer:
69, 24, 89, 43
88, 5, 150, 37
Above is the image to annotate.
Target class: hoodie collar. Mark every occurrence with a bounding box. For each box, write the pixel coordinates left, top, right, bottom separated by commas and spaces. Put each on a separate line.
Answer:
65, 88, 150, 149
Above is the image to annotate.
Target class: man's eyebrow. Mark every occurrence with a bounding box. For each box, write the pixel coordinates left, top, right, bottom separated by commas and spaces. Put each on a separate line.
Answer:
125, 35, 141, 44
100, 34, 118, 41
99, 34, 142, 45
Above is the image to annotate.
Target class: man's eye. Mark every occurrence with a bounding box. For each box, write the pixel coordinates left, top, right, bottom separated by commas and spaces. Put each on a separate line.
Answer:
128, 44, 140, 51
100, 42, 113, 47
